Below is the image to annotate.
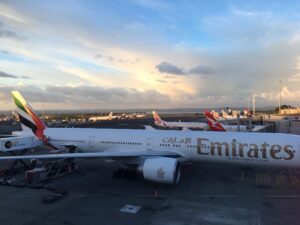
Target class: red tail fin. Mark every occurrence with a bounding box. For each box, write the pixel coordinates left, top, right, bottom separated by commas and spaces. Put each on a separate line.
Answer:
204, 111, 226, 132
152, 111, 165, 126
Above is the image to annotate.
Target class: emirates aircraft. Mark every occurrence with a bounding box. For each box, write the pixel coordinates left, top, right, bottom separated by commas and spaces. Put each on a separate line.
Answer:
1, 91, 300, 185
153, 111, 208, 130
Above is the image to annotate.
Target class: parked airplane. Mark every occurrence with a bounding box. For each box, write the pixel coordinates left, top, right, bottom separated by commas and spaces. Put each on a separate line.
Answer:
221, 109, 247, 120
204, 111, 226, 131
205, 111, 249, 131
128, 112, 146, 119
210, 110, 239, 122
88, 112, 120, 122
205, 111, 265, 132
153, 111, 208, 130
1, 91, 300, 185
211, 110, 224, 121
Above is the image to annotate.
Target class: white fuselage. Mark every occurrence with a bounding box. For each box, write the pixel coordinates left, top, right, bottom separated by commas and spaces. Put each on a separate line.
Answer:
156, 121, 208, 129
45, 128, 300, 168
222, 125, 266, 132
88, 116, 112, 121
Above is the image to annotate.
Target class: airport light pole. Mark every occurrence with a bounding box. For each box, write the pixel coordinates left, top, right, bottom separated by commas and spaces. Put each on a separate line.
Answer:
252, 94, 256, 116
247, 97, 250, 112
279, 80, 282, 115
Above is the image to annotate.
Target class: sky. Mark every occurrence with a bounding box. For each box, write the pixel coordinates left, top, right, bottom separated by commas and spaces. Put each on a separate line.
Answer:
1, 0, 300, 110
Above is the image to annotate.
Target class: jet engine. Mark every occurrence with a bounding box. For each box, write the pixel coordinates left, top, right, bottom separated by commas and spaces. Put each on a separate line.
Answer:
140, 157, 181, 184
4, 141, 12, 149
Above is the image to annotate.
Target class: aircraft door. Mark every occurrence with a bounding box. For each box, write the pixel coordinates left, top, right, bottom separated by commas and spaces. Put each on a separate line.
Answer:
146, 138, 153, 151
88, 136, 96, 150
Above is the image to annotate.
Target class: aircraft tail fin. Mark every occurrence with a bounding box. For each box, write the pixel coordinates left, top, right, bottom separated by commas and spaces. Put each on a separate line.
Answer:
11, 91, 47, 140
107, 112, 113, 120
212, 111, 220, 119
221, 109, 228, 118
152, 111, 165, 126
204, 111, 226, 132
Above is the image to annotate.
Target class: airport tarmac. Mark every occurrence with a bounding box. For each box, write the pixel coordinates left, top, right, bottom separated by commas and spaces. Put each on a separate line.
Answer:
0, 117, 298, 225
0, 158, 300, 225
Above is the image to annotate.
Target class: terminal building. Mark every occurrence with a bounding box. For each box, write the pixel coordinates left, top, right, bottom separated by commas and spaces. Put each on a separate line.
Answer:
281, 108, 300, 115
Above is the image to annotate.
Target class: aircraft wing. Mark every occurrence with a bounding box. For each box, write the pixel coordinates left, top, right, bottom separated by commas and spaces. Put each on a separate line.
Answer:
0, 150, 182, 160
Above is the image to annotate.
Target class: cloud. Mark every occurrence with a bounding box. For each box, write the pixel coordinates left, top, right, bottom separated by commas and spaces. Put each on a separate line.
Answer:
156, 61, 214, 76
288, 74, 300, 82
256, 86, 300, 106
0, 84, 171, 109
231, 8, 272, 18
96, 54, 114, 62
0, 23, 25, 40
156, 61, 185, 75
95, 53, 142, 65
0, 29, 23, 40
0, 2, 29, 23
1, 1, 300, 109
0, 71, 29, 79
0, 50, 10, 54
189, 65, 215, 75
163, 75, 177, 79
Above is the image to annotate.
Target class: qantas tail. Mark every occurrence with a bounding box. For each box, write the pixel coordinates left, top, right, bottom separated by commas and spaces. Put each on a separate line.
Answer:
152, 111, 165, 127
11, 91, 47, 140
204, 111, 226, 132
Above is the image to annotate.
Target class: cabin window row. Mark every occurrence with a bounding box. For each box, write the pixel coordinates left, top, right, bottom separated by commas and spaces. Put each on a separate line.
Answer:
100, 141, 142, 145
186, 145, 209, 148
50, 138, 85, 143
160, 144, 209, 148
160, 144, 170, 147
160, 143, 181, 147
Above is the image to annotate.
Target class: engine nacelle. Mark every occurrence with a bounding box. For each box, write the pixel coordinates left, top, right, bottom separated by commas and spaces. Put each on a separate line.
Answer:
141, 157, 181, 184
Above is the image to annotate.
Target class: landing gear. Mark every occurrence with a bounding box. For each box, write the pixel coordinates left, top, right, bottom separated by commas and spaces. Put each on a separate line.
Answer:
113, 168, 137, 179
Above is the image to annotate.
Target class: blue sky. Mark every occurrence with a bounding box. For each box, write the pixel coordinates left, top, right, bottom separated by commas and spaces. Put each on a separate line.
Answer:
1, 0, 300, 110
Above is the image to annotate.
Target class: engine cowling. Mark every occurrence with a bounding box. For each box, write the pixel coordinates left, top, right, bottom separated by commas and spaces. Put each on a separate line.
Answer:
140, 157, 181, 184
4, 141, 12, 149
